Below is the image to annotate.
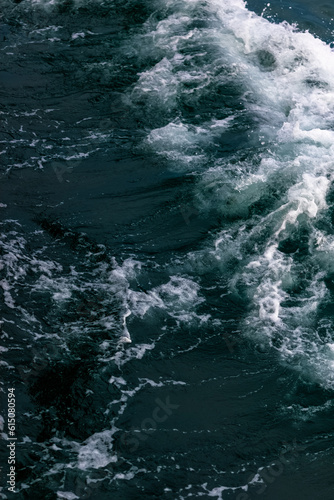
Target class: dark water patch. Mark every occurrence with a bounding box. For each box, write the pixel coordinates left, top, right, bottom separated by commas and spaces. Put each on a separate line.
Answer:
304, 78, 328, 89
35, 218, 113, 265
256, 49, 277, 71
278, 226, 310, 256
30, 355, 108, 441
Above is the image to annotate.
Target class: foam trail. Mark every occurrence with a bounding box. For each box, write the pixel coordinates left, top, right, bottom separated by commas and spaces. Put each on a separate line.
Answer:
127, 0, 334, 387
207, 0, 334, 386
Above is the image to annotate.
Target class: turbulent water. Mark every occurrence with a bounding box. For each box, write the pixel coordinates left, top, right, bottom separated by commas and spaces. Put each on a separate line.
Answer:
1, 0, 334, 498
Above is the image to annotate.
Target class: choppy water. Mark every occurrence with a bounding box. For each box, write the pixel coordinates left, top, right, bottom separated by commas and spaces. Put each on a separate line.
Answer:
1, 0, 334, 498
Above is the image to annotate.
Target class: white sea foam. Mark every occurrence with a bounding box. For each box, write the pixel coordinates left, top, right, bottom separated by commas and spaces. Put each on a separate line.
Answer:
57, 492, 79, 500
129, 276, 204, 319
125, 0, 334, 387
207, 0, 334, 386
77, 429, 119, 470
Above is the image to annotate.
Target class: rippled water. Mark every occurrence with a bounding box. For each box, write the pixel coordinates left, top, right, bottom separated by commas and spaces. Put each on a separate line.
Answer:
1, 1, 334, 499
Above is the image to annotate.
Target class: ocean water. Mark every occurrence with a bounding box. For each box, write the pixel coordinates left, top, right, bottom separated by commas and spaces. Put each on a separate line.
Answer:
1, 0, 334, 498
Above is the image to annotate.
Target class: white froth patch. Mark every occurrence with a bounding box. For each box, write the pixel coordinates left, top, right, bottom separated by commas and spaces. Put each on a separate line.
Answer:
109, 376, 127, 386
327, 343, 334, 353
1, 280, 15, 309
145, 117, 236, 172
129, 276, 204, 321
146, 120, 206, 168
200, 482, 248, 499
71, 32, 85, 40
134, 57, 178, 105
77, 430, 117, 470
156, 276, 204, 306
113, 342, 156, 368
57, 493, 79, 500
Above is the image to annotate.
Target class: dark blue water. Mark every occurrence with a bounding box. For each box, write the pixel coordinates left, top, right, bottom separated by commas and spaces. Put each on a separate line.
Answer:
1, 1, 334, 499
